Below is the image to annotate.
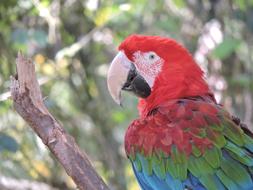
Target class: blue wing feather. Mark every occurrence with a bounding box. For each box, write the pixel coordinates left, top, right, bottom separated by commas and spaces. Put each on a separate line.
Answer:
132, 163, 153, 190
131, 152, 253, 190
131, 155, 208, 190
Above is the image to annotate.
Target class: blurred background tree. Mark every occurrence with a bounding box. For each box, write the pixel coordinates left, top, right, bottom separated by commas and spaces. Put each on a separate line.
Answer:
0, 0, 252, 189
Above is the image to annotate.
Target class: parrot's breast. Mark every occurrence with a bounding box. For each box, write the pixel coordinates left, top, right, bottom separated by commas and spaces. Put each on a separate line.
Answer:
124, 95, 221, 157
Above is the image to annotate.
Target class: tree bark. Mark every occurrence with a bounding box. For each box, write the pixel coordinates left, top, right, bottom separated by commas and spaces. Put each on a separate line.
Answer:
10, 53, 109, 190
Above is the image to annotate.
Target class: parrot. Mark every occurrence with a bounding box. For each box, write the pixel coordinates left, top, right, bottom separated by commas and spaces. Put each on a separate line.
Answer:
106, 34, 253, 190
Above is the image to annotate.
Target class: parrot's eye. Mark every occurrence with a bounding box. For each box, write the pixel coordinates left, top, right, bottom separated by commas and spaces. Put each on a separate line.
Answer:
143, 51, 159, 63
149, 54, 155, 60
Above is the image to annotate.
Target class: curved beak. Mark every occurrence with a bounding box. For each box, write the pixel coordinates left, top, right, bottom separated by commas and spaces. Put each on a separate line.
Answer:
107, 51, 151, 105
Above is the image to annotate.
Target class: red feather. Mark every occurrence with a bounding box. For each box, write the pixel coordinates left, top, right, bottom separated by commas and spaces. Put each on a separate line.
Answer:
124, 96, 222, 157
119, 34, 211, 117
119, 35, 222, 158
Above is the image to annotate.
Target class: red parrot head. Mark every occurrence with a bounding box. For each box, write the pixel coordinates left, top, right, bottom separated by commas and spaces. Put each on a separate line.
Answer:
107, 34, 210, 116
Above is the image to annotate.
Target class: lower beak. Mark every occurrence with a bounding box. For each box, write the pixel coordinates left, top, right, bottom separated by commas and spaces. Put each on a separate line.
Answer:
107, 51, 151, 105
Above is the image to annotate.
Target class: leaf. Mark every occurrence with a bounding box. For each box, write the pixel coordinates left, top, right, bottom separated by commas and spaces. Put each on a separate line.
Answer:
172, 0, 186, 8
94, 6, 120, 26
0, 133, 18, 152
212, 38, 241, 60
111, 111, 127, 123
155, 17, 181, 33
233, 0, 247, 11
230, 74, 251, 87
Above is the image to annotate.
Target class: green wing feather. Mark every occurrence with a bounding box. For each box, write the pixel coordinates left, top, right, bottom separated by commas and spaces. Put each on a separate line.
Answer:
203, 147, 221, 168
216, 169, 240, 190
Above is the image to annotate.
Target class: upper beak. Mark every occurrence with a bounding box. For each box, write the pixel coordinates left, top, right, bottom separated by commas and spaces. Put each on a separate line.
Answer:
107, 51, 151, 105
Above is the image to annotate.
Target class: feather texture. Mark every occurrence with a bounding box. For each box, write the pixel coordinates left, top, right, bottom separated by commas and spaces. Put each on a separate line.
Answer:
119, 34, 210, 116
125, 95, 253, 190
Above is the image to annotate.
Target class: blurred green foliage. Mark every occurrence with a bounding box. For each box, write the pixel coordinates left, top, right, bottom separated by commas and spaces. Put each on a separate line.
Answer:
0, 0, 253, 189
212, 38, 241, 60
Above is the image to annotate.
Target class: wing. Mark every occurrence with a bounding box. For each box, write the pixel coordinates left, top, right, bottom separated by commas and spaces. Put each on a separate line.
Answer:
125, 96, 253, 190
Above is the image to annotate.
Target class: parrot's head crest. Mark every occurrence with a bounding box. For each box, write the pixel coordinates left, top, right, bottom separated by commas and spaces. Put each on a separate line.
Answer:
108, 34, 211, 116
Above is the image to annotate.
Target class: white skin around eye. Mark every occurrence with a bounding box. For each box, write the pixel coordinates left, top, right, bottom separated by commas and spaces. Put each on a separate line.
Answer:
133, 51, 164, 88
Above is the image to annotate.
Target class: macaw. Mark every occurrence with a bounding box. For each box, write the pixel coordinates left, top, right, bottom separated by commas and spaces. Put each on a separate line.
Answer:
107, 34, 253, 190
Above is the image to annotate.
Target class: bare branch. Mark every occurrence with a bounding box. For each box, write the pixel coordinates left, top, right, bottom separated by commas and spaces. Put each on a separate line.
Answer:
32, 0, 61, 44
55, 27, 101, 60
0, 76, 51, 102
10, 53, 109, 190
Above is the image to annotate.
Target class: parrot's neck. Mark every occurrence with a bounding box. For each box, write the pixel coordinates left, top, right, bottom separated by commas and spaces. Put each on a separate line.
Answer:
138, 66, 212, 117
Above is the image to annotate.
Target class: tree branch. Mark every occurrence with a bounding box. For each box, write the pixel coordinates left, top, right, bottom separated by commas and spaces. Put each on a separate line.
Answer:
55, 27, 101, 60
10, 53, 109, 190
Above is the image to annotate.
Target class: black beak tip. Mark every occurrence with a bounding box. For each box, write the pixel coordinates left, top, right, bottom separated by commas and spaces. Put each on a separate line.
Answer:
122, 67, 151, 99
131, 75, 151, 98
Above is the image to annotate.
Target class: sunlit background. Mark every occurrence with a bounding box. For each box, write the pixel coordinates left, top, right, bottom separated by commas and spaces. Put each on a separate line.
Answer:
0, 0, 253, 189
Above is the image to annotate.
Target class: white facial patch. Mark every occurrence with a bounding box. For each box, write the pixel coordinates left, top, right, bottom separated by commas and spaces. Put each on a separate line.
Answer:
133, 51, 163, 88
